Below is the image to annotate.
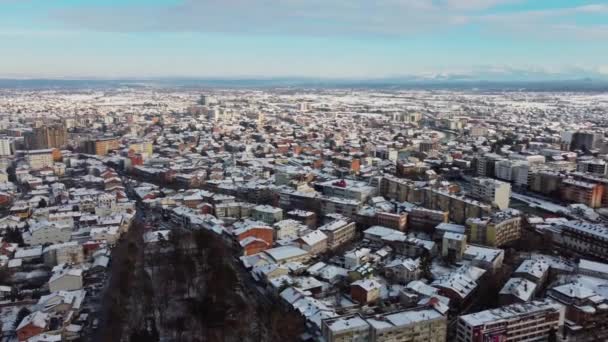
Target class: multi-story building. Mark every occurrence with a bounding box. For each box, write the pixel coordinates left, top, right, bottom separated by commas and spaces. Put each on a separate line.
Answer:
322, 314, 370, 342
233, 221, 274, 256
272, 219, 304, 240
322, 307, 446, 342
286, 209, 317, 228
548, 280, 608, 341
577, 159, 607, 176
383, 258, 421, 283
320, 196, 362, 219
495, 159, 514, 182
463, 245, 505, 272
513, 259, 550, 285
498, 277, 537, 305
569, 131, 604, 152
419, 139, 439, 153
529, 170, 562, 195
560, 178, 604, 208
470, 177, 511, 210
127, 140, 154, 156
319, 219, 357, 249
95, 193, 117, 217
407, 207, 449, 231
24, 124, 67, 150
422, 188, 492, 224
561, 221, 608, 261
278, 189, 320, 213
432, 265, 485, 307
332, 156, 361, 174
367, 307, 447, 342
470, 126, 488, 137
457, 300, 565, 342
263, 246, 310, 264
25, 149, 54, 170
214, 202, 249, 220
466, 209, 522, 247
23, 221, 73, 246
251, 205, 283, 224
297, 230, 328, 255
571, 172, 608, 208
0, 137, 13, 156
495, 160, 532, 187
476, 153, 506, 178
82, 137, 120, 156
376, 212, 407, 231
42, 241, 84, 266
379, 175, 426, 203
316, 179, 376, 202
442, 232, 467, 261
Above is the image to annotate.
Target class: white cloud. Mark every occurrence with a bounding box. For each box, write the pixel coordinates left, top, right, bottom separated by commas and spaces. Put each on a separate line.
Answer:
441, 0, 522, 11
46, 0, 608, 44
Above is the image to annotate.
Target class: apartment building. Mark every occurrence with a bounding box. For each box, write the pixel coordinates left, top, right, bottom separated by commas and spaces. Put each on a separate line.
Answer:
0, 137, 13, 156
251, 205, 284, 224
316, 179, 376, 202
466, 209, 522, 247
82, 137, 120, 156
457, 300, 565, 342
25, 149, 54, 171
407, 207, 449, 232
470, 177, 511, 210
320, 196, 362, 219
319, 219, 357, 250
322, 307, 447, 342
560, 178, 603, 208
561, 221, 608, 261
422, 188, 492, 225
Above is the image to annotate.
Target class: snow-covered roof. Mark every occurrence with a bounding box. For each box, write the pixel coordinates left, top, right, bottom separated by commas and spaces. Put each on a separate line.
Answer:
299, 230, 327, 246
431, 265, 486, 300
515, 259, 550, 280
16, 311, 48, 331
264, 246, 308, 263
352, 278, 382, 292
500, 277, 537, 302
459, 299, 563, 327
367, 308, 443, 331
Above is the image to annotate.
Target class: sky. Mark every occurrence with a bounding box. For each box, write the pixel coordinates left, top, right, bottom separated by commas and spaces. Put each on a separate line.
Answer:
1, 0, 608, 80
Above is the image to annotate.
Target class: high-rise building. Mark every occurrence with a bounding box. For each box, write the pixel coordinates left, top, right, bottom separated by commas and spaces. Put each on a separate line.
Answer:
529, 170, 562, 195
470, 177, 511, 210
476, 153, 505, 177
82, 137, 121, 156
569, 131, 604, 152
0, 138, 13, 156
576, 159, 607, 175
198, 95, 216, 106
24, 124, 67, 150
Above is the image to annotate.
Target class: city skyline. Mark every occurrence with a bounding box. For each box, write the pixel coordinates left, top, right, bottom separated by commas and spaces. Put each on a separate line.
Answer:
1, 0, 608, 80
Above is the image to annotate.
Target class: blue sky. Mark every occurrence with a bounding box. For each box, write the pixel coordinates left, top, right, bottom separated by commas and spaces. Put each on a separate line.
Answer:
1, 0, 607, 79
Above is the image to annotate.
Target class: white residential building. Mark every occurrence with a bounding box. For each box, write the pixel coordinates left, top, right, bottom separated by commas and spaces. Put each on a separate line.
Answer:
49, 266, 84, 293
0, 138, 12, 156
457, 300, 565, 342
23, 221, 73, 246
25, 149, 54, 171
470, 177, 511, 210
